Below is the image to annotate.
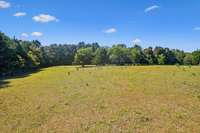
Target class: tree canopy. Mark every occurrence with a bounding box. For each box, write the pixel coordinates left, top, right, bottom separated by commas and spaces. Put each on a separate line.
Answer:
0, 31, 199, 76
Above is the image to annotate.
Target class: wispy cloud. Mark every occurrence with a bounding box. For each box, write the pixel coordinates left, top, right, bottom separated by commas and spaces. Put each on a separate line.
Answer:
133, 38, 141, 44
14, 12, 27, 17
194, 27, 200, 31
104, 28, 117, 33
31, 32, 43, 37
0, 1, 10, 8
21, 33, 29, 38
33, 14, 58, 23
144, 5, 159, 13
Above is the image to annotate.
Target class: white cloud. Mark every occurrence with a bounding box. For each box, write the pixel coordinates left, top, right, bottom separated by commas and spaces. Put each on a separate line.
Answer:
14, 12, 26, 17
32, 14, 58, 23
0, 1, 10, 8
21, 33, 29, 37
104, 28, 117, 33
194, 27, 200, 31
133, 38, 141, 44
145, 5, 159, 13
31, 32, 43, 37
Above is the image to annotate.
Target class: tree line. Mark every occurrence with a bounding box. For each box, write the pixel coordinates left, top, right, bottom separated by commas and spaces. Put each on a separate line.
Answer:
1, 32, 200, 76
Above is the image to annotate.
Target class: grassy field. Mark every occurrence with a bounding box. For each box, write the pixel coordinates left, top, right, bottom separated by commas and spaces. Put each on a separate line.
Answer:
0, 66, 200, 133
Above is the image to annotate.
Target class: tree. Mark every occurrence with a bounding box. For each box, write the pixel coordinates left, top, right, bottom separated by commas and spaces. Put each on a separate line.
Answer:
154, 47, 169, 65
0, 32, 18, 74
92, 47, 108, 65
91, 42, 100, 52
74, 47, 93, 67
157, 54, 167, 65
173, 49, 185, 65
143, 47, 157, 64
192, 50, 200, 65
27, 51, 40, 68
164, 48, 177, 64
1, 31, 200, 76
109, 45, 131, 65
130, 45, 147, 65
183, 54, 193, 65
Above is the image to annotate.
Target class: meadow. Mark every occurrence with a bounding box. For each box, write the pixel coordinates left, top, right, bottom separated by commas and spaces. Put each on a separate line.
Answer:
0, 66, 200, 133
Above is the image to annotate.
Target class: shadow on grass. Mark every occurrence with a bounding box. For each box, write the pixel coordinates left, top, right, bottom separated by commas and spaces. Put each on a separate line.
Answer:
0, 80, 10, 88
78, 65, 97, 68
0, 69, 43, 89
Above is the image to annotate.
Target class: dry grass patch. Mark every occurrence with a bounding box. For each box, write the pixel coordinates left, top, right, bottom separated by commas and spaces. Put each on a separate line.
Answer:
0, 66, 200, 133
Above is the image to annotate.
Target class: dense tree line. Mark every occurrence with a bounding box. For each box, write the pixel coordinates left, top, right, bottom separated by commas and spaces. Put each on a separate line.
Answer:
1, 32, 200, 76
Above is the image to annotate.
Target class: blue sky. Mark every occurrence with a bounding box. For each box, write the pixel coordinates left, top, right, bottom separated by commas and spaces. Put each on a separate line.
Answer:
0, 0, 200, 51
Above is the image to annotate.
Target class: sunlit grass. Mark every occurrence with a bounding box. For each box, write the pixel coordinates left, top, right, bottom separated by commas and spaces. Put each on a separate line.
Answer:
0, 66, 200, 132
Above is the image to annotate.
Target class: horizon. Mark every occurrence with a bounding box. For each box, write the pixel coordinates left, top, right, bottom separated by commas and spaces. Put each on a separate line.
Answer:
2, 32, 199, 53
1, 0, 200, 52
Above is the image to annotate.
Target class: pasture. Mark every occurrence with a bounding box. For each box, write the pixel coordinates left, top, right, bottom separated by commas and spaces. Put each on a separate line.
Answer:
0, 66, 200, 133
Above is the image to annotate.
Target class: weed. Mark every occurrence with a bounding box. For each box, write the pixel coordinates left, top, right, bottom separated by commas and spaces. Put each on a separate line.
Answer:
192, 73, 196, 76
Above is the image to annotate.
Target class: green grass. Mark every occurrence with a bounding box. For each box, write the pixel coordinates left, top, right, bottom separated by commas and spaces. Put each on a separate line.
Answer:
0, 66, 200, 133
